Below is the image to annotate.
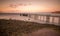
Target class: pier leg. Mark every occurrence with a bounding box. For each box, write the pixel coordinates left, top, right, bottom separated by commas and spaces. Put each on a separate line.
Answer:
52, 17, 54, 23
43, 16, 45, 22
39, 16, 41, 21
34, 15, 38, 20
46, 16, 50, 23
28, 14, 31, 18
58, 17, 60, 24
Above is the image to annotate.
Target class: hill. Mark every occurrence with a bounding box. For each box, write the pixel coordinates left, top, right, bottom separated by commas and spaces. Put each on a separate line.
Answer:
51, 11, 60, 14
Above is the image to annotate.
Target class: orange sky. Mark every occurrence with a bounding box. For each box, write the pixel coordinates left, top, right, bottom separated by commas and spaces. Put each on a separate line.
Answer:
0, 0, 60, 13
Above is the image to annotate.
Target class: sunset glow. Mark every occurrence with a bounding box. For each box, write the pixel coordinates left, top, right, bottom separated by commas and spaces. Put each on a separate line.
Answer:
0, 0, 60, 13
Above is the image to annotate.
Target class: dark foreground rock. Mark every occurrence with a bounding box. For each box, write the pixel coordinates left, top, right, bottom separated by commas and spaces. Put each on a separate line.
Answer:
26, 28, 60, 36
0, 19, 60, 36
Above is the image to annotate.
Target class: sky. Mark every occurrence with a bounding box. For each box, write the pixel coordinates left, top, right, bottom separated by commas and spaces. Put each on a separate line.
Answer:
0, 0, 60, 13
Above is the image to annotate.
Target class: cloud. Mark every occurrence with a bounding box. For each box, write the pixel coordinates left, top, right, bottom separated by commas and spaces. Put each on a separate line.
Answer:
9, 3, 32, 8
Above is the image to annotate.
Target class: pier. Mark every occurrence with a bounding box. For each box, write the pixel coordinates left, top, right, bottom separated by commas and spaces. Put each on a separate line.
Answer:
21, 13, 60, 26
0, 13, 60, 26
